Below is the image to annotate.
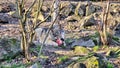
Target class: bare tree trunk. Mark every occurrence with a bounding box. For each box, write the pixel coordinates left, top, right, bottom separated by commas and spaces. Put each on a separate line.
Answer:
99, 1, 110, 45
16, 0, 55, 60
16, 0, 36, 60
52, 0, 60, 22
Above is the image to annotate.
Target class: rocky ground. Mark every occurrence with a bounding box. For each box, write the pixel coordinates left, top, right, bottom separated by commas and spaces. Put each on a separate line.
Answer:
0, 1, 120, 68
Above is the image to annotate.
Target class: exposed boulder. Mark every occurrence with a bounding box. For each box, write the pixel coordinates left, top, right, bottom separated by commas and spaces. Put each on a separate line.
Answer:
65, 15, 81, 22
60, 3, 76, 17
79, 4, 86, 14
0, 2, 15, 13
80, 15, 96, 27
71, 38, 95, 48
0, 13, 9, 24
30, 63, 38, 68
86, 2, 95, 16
0, 13, 18, 24
86, 2, 102, 16
75, 2, 84, 17
94, 5, 102, 12
60, 5, 72, 17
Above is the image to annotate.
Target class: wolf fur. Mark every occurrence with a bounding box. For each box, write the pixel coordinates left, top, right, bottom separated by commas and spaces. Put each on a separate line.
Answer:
34, 25, 65, 46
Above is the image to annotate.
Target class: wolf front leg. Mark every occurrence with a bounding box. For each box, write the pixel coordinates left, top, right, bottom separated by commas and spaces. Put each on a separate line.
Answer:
34, 28, 43, 43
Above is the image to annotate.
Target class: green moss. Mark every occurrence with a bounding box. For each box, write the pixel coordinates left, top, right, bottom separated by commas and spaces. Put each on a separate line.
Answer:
74, 46, 89, 55
107, 62, 114, 68
0, 64, 26, 68
85, 56, 99, 68
93, 46, 100, 52
57, 56, 69, 63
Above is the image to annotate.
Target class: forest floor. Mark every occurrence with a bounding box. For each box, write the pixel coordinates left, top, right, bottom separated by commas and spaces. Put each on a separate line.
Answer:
0, 22, 120, 68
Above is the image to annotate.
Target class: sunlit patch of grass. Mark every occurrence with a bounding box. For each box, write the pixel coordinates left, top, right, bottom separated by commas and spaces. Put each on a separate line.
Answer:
0, 63, 26, 68
30, 45, 41, 52
106, 62, 114, 68
65, 38, 73, 44
57, 56, 69, 64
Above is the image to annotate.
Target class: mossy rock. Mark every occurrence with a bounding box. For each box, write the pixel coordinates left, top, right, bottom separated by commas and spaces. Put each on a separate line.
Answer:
85, 55, 108, 68
85, 56, 99, 68
86, 5, 95, 16
60, 4, 75, 17
93, 46, 100, 52
67, 62, 86, 68
74, 46, 89, 55
0, 2, 16, 13
73, 62, 86, 68
66, 15, 81, 22
79, 15, 96, 27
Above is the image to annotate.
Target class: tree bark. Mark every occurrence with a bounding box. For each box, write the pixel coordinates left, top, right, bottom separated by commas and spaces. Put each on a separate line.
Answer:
52, 0, 60, 22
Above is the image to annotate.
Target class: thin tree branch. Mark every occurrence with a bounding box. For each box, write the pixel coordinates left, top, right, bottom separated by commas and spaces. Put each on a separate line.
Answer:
33, 0, 57, 30
38, 15, 59, 57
